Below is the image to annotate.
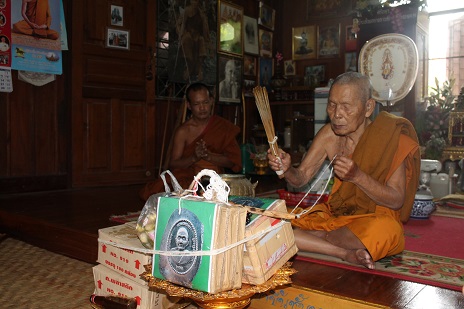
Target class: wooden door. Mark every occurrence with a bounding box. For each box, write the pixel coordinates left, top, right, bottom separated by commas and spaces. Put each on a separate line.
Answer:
71, 0, 156, 187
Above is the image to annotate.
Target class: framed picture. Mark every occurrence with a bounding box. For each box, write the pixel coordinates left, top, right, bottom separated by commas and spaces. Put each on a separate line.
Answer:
304, 65, 325, 85
345, 52, 357, 72
218, 55, 242, 103
243, 54, 257, 76
307, 0, 347, 19
345, 25, 357, 52
284, 60, 296, 76
317, 24, 340, 58
258, 2, 275, 30
106, 28, 130, 50
292, 26, 316, 60
218, 1, 243, 56
259, 29, 273, 58
243, 16, 259, 55
259, 57, 273, 91
110, 5, 123, 26
243, 79, 256, 97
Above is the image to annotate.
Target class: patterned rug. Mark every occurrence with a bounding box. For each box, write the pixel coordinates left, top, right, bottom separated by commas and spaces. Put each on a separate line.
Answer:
297, 249, 464, 292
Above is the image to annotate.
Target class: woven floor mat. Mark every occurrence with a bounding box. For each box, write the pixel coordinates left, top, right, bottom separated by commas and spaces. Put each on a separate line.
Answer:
0, 234, 95, 309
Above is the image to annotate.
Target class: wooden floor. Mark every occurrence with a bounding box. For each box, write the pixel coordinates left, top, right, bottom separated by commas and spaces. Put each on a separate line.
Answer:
1, 183, 463, 309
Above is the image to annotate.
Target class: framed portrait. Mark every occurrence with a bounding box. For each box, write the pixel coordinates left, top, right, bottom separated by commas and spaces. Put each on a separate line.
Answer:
345, 25, 357, 52
243, 79, 256, 97
106, 28, 130, 50
345, 52, 357, 72
307, 0, 347, 19
218, 55, 242, 104
317, 24, 340, 58
243, 54, 257, 77
258, 2, 275, 30
259, 29, 273, 58
259, 57, 273, 91
110, 5, 123, 26
218, 1, 243, 56
284, 60, 296, 76
292, 26, 316, 60
243, 16, 259, 55
304, 65, 325, 85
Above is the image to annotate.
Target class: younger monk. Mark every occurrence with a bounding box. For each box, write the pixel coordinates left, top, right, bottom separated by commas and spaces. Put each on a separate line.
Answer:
268, 72, 420, 269
140, 82, 242, 200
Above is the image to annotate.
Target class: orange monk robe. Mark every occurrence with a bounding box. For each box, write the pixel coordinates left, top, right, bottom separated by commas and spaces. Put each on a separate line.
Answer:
140, 115, 242, 200
13, 0, 59, 40
292, 112, 420, 261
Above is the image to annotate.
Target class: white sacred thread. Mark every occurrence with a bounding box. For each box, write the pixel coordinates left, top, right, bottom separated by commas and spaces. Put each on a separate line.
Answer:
268, 136, 284, 176
99, 220, 288, 257
291, 154, 338, 218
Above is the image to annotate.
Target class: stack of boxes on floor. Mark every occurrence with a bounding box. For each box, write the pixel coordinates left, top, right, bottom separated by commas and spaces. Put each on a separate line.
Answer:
92, 222, 186, 309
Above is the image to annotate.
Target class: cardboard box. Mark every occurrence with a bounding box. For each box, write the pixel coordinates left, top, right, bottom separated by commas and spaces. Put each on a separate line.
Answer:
152, 196, 247, 294
98, 222, 152, 285
92, 264, 180, 309
231, 197, 298, 285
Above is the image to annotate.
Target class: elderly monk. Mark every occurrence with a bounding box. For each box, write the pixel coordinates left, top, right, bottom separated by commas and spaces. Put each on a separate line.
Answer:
12, 0, 59, 40
268, 72, 420, 269
140, 82, 242, 201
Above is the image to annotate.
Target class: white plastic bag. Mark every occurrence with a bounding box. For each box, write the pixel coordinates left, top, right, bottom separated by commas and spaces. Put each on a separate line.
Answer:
135, 170, 182, 249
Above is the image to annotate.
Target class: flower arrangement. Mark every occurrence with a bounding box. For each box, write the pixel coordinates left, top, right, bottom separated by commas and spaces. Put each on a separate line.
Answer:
415, 77, 456, 160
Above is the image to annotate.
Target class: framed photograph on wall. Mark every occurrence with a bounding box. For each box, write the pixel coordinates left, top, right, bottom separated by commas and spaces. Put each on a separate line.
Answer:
292, 26, 316, 60
259, 57, 273, 91
345, 52, 357, 72
243, 54, 257, 76
304, 64, 325, 85
243, 79, 256, 97
110, 5, 123, 26
106, 28, 130, 50
258, 2, 275, 30
218, 1, 243, 56
317, 24, 340, 58
259, 29, 273, 58
218, 55, 242, 103
243, 16, 259, 55
284, 60, 296, 76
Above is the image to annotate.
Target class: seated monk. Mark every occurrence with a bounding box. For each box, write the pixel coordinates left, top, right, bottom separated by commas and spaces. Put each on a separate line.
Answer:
140, 82, 242, 200
12, 0, 59, 40
268, 72, 420, 269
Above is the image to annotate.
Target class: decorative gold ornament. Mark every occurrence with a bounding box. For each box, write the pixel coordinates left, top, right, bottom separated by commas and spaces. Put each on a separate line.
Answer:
141, 262, 297, 309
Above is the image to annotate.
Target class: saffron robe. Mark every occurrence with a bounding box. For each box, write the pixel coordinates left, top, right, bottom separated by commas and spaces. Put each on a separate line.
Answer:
292, 112, 420, 261
13, 0, 59, 40
140, 115, 242, 201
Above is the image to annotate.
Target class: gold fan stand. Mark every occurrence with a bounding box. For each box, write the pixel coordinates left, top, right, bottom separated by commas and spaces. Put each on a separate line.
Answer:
141, 262, 296, 309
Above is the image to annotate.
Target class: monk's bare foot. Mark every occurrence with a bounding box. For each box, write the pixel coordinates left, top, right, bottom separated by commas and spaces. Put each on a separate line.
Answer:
344, 249, 375, 269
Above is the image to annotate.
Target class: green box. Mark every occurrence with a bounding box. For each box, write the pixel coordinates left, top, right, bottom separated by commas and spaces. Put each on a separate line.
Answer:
152, 196, 247, 294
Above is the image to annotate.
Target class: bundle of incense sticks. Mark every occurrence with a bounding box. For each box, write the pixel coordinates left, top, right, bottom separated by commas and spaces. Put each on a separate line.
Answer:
252, 86, 283, 176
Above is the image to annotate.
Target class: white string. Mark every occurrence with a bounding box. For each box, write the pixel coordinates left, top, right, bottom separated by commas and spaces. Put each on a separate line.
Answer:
99, 220, 288, 257
268, 135, 284, 176
291, 155, 337, 218
268, 135, 278, 146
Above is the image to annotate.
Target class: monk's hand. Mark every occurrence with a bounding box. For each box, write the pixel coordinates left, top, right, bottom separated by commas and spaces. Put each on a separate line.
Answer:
267, 148, 291, 174
333, 155, 359, 182
194, 139, 209, 159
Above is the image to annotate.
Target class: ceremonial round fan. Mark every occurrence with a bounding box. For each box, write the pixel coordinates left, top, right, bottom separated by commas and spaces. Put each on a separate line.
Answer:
358, 33, 419, 107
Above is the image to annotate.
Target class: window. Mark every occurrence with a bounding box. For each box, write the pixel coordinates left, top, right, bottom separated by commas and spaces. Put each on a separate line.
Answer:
427, 0, 464, 96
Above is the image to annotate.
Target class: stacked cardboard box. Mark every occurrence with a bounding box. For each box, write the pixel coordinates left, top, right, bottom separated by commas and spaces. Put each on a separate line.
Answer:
229, 196, 298, 285
93, 222, 181, 309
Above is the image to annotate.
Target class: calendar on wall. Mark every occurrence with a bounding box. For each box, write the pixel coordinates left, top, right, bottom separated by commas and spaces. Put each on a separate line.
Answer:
0, 67, 12, 92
